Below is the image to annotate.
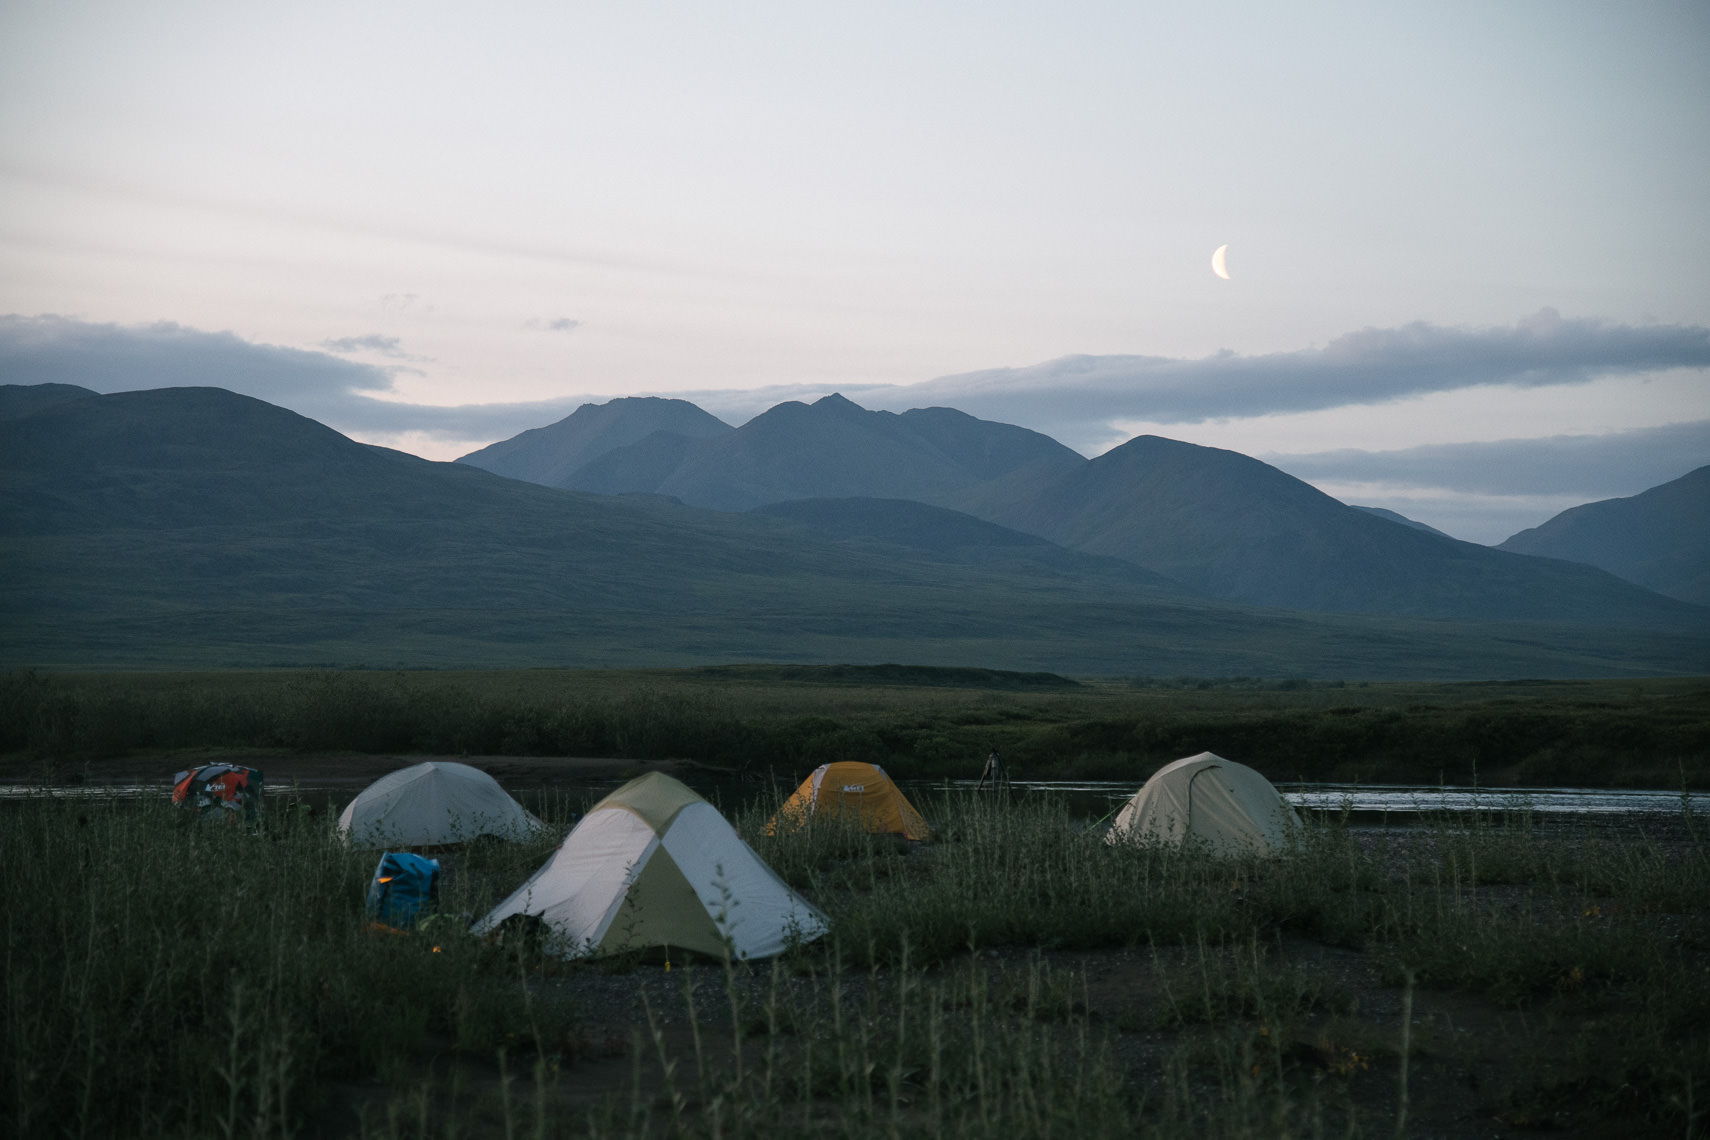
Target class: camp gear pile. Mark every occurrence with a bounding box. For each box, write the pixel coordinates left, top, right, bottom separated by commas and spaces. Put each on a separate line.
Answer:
366, 852, 442, 930
171, 764, 264, 821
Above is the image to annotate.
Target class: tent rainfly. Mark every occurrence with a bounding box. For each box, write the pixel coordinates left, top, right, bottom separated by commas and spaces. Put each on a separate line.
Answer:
473, 772, 828, 960
1105, 752, 1299, 856
769, 761, 931, 841
338, 761, 542, 848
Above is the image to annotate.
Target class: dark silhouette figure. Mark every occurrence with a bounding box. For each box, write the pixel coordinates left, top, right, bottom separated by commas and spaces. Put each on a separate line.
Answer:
975, 747, 1007, 791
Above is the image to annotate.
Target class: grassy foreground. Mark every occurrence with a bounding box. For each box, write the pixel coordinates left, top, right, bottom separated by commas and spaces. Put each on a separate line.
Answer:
5, 666, 1710, 787
4, 786, 1707, 1138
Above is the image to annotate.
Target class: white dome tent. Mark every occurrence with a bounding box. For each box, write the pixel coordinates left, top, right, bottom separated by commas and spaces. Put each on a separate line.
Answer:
474, 772, 827, 961
337, 761, 543, 848
1105, 752, 1300, 856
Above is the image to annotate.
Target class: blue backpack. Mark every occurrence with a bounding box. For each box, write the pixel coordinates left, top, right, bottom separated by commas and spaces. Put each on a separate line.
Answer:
366, 852, 440, 930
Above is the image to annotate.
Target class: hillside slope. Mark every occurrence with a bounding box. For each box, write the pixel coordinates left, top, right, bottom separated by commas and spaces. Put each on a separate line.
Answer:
749, 497, 1184, 589
1498, 466, 1710, 606
983, 434, 1704, 628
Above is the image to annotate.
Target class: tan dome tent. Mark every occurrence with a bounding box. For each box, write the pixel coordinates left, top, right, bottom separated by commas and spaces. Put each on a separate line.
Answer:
1105, 752, 1299, 856
769, 761, 931, 841
473, 772, 828, 961
338, 761, 542, 848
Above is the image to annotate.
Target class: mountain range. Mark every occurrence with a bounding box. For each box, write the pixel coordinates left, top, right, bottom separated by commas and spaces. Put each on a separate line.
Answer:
459, 392, 1703, 628
4, 382, 1705, 677
1497, 466, 1709, 607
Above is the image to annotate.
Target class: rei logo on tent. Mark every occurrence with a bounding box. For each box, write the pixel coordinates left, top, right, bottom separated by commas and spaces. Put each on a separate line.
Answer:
769, 762, 931, 841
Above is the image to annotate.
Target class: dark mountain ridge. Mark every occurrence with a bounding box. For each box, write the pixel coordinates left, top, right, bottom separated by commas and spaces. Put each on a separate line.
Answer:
982, 434, 1701, 628
0, 381, 97, 421
6, 384, 1702, 677
559, 393, 1085, 510
1498, 466, 1710, 607
456, 395, 731, 487
460, 391, 1700, 629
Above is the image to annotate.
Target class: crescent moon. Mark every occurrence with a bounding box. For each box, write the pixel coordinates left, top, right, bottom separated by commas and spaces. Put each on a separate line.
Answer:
1211, 244, 1230, 280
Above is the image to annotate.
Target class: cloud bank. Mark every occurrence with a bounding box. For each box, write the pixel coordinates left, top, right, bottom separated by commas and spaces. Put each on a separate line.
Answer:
877, 309, 1710, 446
1267, 421, 1710, 498
0, 315, 582, 439
3, 312, 1702, 532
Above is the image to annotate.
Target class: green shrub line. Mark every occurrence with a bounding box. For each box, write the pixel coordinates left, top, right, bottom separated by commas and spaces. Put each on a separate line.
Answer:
5, 668, 1709, 787
4, 785, 1707, 1137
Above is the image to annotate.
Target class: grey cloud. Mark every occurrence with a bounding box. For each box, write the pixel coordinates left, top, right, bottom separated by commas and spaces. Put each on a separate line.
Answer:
1268, 420, 1710, 498
879, 310, 1710, 448
0, 314, 581, 441
322, 333, 414, 358
525, 317, 582, 333
0, 315, 395, 405
335, 395, 589, 439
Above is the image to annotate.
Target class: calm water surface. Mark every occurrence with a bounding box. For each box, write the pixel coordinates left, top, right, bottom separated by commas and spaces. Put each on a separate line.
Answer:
5, 774, 1705, 828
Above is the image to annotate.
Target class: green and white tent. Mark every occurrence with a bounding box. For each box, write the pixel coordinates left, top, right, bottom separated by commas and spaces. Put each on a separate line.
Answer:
473, 772, 828, 960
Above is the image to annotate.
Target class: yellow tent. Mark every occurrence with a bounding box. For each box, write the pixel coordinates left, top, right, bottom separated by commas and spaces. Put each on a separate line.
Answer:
770, 761, 931, 841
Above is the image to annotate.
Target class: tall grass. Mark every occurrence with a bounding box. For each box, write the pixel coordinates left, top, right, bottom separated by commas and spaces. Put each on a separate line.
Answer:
0, 795, 575, 1138
743, 791, 1260, 965
6, 784, 1708, 1136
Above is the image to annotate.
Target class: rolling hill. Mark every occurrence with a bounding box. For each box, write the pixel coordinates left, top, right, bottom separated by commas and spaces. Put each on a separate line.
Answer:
5, 385, 1705, 677
1498, 466, 1710, 606
0, 381, 97, 421
978, 434, 1703, 628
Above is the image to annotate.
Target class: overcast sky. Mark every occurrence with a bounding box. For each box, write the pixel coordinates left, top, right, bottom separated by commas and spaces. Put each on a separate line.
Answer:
2, 1, 1706, 543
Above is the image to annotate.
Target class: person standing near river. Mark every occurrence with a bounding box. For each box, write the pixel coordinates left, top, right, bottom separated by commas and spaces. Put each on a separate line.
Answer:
976, 747, 1008, 791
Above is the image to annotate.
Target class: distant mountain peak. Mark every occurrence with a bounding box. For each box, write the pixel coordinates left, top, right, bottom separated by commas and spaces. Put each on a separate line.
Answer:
810, 392, 867, 415
456, 395, 730, 487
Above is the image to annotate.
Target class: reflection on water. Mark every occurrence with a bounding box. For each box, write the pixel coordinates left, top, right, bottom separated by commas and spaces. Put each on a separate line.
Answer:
1280, 783, 1706, 816
4, 776, 1704, 826
922, 779, 1708, 823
